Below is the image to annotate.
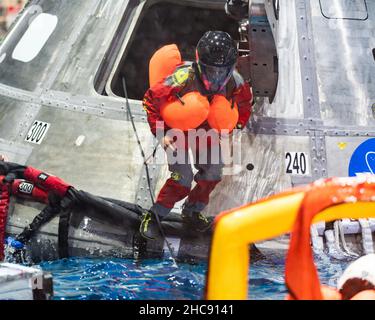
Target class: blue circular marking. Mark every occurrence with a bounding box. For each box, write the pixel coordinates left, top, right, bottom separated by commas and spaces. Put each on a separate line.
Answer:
348, 138, 375, 177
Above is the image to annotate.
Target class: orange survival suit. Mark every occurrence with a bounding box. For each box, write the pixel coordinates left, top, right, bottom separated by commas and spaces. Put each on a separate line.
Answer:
143, 45, 253, 219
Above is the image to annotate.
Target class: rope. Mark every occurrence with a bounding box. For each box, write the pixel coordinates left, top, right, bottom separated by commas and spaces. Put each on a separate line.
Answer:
121, 76, 178, 268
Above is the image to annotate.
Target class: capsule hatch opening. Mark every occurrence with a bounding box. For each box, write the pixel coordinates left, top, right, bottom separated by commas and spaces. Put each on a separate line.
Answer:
95, 1, 241, 100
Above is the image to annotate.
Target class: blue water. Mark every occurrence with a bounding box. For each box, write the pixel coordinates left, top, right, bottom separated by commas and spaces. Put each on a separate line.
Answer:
38, 254, 351, 300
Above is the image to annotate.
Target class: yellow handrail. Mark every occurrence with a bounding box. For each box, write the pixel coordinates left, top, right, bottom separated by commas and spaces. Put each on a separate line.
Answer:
206, 191, 375, 300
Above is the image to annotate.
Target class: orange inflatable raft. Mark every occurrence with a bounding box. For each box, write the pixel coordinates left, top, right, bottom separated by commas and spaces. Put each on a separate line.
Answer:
206, 176, 375, 300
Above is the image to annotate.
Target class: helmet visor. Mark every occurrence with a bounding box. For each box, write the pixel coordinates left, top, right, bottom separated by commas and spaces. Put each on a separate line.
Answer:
198, 61, 235, 94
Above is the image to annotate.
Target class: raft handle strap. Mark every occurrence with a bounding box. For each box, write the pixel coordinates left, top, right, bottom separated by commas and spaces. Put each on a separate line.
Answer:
58, 210, 71, 259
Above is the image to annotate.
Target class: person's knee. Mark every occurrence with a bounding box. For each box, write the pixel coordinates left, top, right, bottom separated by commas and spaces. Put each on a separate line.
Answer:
170, 169, 194, 188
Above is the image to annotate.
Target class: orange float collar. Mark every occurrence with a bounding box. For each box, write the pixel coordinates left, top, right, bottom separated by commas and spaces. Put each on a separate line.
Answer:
0, 174, 52, 260
0, 164, 71, 259
24, 166, 71, 198
11, 179, 49, 204
285, 178, 375, 300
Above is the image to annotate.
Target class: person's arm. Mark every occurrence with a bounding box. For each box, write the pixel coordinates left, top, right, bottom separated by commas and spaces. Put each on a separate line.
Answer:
143, 82, 178, 151
143, 87, 164, 137
0, 155, 8, 162
235, 82, 254, 130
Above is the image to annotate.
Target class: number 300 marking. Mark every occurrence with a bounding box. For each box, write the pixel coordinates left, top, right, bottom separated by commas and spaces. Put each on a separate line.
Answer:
25, 121, 50, 145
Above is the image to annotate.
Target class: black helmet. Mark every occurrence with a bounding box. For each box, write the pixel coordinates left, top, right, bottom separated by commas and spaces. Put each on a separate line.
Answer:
196, 31, 238, 94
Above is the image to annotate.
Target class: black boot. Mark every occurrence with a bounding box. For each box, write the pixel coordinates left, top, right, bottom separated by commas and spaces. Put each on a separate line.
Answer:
181, 210, 212, 232
139, 210, 161, 240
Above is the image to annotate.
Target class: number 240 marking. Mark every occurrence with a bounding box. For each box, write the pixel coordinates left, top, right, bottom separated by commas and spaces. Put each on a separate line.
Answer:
285, 152, 309, 175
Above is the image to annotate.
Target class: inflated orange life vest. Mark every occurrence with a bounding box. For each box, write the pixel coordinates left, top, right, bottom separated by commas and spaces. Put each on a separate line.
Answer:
148, 44, 239, 132
149, 44, 182, 87
160, 92, 210, 131
208, 95, 239, 132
